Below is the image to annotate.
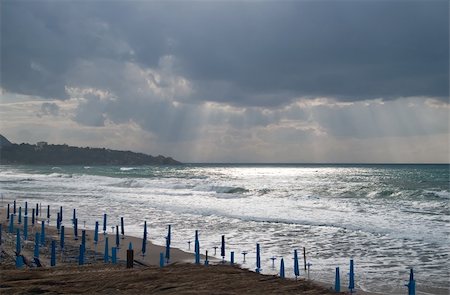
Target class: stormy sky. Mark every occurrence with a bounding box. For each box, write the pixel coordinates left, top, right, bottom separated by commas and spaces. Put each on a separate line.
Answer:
1, 0, 448, 163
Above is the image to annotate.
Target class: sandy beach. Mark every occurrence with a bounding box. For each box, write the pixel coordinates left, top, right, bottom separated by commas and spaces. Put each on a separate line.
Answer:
1, 263, 341, 295
0, 201, 344, 294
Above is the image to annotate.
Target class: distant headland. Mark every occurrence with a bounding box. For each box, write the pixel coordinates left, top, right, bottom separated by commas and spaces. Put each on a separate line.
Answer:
0, 135, 181, 165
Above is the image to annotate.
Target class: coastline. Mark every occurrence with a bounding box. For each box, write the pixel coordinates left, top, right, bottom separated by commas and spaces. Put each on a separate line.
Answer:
5, 194, 440, 294
0, 198, 351, 294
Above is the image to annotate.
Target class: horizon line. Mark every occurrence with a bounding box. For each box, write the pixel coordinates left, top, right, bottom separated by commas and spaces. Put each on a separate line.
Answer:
184, 162, 450, 165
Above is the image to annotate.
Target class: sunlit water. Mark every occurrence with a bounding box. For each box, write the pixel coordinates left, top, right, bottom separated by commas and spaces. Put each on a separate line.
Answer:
0, 164, 448, 294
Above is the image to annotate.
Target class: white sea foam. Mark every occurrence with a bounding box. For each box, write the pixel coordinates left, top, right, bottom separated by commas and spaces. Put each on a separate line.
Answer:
119, 167, 137, 171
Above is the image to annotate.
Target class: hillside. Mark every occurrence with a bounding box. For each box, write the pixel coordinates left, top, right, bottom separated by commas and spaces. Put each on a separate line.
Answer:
0, 135, 181, 165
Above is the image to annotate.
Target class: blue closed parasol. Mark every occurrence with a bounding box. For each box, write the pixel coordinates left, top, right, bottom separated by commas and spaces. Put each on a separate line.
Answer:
349, 259, 355, 293
256, 243, 261, 273
280, 258, 285, 279
293, 249, 300, 278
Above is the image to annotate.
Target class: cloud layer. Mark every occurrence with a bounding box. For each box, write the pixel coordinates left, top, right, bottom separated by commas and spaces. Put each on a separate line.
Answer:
2, 1, 448, 102
1, 0, 448, 162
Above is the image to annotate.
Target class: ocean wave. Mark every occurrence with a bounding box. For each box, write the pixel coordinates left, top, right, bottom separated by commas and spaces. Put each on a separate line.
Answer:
171, 184, 194, 190
401, 209, 444, 216
366, 190, 398, 199
120, 167, 137, 171
0, 179, 33, 184
194, 185, 249, 194
48, 173, 72, 178
365, 189, 450, 201
148, 202, 372, 235
213, 194, 248, 199
423, 190, 450, 199
218, 186, 249, 194
258, 188, 272, 195
110, 179, 144, 188
10, 177, 35, 182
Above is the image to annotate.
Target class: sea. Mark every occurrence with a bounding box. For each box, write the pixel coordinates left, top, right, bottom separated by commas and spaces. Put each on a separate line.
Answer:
0, 164, 448, 294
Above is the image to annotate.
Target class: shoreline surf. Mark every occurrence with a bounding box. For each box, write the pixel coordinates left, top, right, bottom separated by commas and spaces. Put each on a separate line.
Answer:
1, 164, 448, 294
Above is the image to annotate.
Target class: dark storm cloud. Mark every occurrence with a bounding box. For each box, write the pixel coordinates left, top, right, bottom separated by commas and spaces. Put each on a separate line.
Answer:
1, 1, 133, 99
163, 1, 449, 104
1, 0, 448, 106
